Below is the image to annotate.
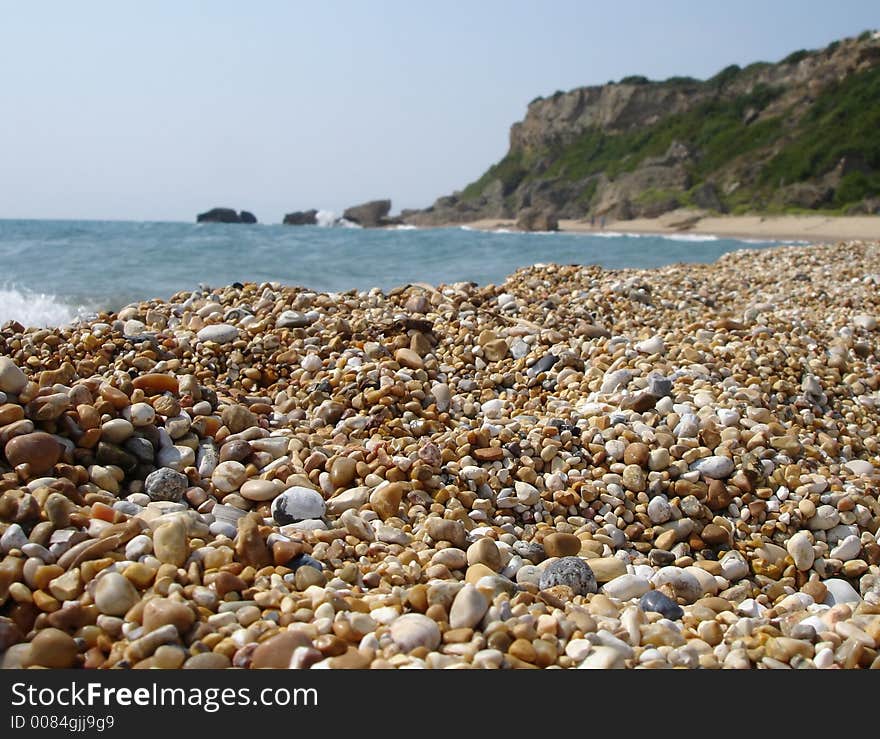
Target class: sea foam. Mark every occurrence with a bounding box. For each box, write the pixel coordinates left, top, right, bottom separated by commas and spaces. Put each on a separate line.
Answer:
0, 286, 87, 328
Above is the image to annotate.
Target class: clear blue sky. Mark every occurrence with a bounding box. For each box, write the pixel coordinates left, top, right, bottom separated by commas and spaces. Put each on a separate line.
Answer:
1, 1, 876, 222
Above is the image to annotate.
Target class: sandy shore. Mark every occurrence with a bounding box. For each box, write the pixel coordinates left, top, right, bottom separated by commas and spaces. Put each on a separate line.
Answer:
455, 211, 880, 243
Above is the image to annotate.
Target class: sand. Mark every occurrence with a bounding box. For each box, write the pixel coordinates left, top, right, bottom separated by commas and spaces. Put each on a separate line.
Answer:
453, 211, 880, 243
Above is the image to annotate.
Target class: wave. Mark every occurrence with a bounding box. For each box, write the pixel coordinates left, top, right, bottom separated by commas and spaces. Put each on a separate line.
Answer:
0, 286, 91, 328
394, 224, 418, 230
657, 233, 719, 243
315, 210, 338, 228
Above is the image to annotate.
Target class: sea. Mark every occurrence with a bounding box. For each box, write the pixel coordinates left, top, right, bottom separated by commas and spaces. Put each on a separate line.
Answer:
0, 219, 804, 328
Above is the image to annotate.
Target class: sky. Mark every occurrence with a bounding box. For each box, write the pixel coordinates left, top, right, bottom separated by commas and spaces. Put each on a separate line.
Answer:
1, 1, 877, 223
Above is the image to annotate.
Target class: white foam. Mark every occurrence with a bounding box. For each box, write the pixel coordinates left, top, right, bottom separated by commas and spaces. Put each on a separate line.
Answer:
0, 286, 87, 328
394, 224, 418, 230
315, 210, 338, 227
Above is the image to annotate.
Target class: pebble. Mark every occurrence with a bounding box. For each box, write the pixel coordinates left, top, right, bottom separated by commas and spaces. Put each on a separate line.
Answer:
449, 584, 490, 629
603, 574, 651, 601
4, 432, 61, 475
25, 628, 78, 668
542, 533, 581, 558
144, 468, 188, 502
153, 520, 188, 567
93, 572, 140, 616
639, 589, 684, 620
787, 531, 815, 571
691, 455, 734, 479
196, 324, 239, 344
0, 358, 28, 394
272, 486, 326, 525
539, 557, 597, 596
390, 614, 441, 652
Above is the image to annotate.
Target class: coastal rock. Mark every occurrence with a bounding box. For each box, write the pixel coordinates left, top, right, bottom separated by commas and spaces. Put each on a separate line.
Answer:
283, 209, 318, 226
197, 207, 241, 224
343, 199, 392, 228
516, 207, 559, 232
239, 211, 258, 224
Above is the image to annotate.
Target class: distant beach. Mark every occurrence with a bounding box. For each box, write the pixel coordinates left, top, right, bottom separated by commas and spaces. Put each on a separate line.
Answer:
444, 212, 880, 243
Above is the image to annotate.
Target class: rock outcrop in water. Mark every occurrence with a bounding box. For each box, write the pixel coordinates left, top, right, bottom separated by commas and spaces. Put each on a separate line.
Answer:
196, 208, 258, 224
403, 31, 880, 226
282, 209, 318, 226
342, 199, 402, 228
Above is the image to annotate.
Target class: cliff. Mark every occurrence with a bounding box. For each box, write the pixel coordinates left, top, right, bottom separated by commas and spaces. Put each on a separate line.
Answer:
403, 31, 880, 225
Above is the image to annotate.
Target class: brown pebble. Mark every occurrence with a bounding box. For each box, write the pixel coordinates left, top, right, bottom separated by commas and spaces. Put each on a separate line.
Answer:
25, 627, 78, 668
251, 630, 313, 669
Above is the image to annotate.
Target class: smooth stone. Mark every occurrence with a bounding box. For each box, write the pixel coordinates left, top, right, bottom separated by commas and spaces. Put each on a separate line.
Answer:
153, 520, 188, 567
577, 645, 626, 669
251, 630, 313, 669
647, 496, 673, 524
240, 479, 282, 502
272, 486, 327, 525
144, 468, 188, 502
125, 534, 153, 561
329, 457, 358, 487
25, 628, 78, 668
830, 535, 861, 561
369, 482, 404, 521
183, 653, 232, 669
196, 324, 239, 344
719, 550, 749, 581
639, 589, 684, 620
326, 486, 371, 515
539, 557, 597, 596
212, 460, 248, 492
390, 613, 441, 652
425, 517, 467, 548
94, 572, 140, 616
651, 566, 703, 603
466, 538, 502, 571
691, 455, 735, 479
449, 584, 490, 629
844, 459, 874, 476
588, 557, 627, 583
130, 402, 156, 427
0, 358, 28, 394
4, 432, 61, 475
276, 310, 310, 329
394, 348, 424, 370
635, 336, 665, 354
787, 531, 815, 571
221, 405, 257, 434
603, 574, 651, 601
822, 578, 861, 606
542, 533, 582, 558
1, 523, 28, 553
142, 598, 196, 634
514, 481, 540, 506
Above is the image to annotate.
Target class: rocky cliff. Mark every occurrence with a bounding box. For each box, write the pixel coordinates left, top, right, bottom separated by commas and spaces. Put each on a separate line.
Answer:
404, 31, 880, 225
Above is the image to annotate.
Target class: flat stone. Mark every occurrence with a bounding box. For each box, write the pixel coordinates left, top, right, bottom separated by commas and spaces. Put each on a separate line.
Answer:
240, 479, 282, 502
691, 455, 735, 479
196, 324, 239, 344
603, 574, 651, 601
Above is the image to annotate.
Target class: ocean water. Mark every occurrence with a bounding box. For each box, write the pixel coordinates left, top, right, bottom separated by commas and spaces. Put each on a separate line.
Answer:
0, 219, 800, 328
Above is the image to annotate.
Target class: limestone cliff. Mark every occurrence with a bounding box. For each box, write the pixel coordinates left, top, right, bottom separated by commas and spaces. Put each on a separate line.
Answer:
404, 31, 880, 225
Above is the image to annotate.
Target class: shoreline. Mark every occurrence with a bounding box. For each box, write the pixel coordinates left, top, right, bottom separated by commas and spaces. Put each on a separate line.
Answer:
438, 212, 880, 243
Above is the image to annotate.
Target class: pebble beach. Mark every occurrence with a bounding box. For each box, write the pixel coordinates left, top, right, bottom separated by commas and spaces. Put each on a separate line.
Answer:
1, 239, 880, 670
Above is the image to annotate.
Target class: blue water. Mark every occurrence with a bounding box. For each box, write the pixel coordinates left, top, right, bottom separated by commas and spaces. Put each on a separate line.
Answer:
0, 219, 799, 326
